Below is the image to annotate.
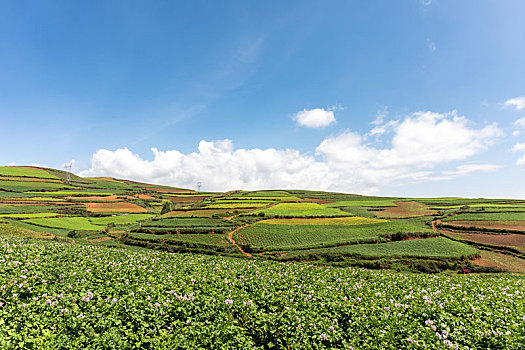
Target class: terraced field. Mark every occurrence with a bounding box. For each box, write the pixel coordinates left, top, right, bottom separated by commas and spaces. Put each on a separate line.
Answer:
251, 202, 350, 217
0, 165, 523, 273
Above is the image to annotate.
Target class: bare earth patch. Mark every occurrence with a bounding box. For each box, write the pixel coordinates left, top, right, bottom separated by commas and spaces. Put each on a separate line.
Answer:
473, 251, 525, 273
444, 220, 525, 232
88, 237, 114, 242
378, 201, 436, 218
85, 202, 148, 213
445, 231, 525, 253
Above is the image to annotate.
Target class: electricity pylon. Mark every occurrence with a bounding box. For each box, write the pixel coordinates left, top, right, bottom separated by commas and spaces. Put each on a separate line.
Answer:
64, 163, 72, 185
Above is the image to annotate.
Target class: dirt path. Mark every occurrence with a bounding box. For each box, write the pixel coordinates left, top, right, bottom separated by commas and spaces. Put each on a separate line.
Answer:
227, 224, 253, 258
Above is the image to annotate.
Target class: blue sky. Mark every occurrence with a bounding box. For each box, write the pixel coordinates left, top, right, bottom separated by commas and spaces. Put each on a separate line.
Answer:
1, 0, 525, 197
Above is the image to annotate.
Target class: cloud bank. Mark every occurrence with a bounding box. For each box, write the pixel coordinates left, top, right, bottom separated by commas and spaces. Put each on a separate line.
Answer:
80, 111, 502, 193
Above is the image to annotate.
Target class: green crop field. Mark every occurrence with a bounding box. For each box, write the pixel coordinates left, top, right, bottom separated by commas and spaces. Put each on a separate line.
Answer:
234, 219, 433, 251
141, 217, 233, 228
0, 212, 62, 219
251, 202, 350, 217
0, 236, 522, 349
325, 200, 397, 207
0, 166, 60, 179
290, 237, 478, 259
88, 214, 154, 226
0, 180, 75, 192
23, 217, 105, 231
128, 232, 232, 247
205, 202, 269, 209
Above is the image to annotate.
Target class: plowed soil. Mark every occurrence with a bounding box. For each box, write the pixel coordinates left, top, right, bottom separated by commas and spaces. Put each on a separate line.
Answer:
85, 202, 148, 213
473, 251, 525, 273
378, 201, 436, 218
443, 220, 525, 232
445, 231, 525, 253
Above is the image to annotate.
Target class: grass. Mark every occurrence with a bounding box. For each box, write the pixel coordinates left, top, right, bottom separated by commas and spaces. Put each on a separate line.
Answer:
291, 237, 478, 259
23, 217, 104, 231
0, 166, 60, 179
251, 203, 350, 217
234, 219, 433, 251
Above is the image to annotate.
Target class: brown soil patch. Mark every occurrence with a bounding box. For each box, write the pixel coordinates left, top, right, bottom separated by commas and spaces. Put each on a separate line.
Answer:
137, 194, 155, 200
88, 177, 117, 181
85, 202, 148, 213
168, 196, 206, 203
153, 188, 197, 194
109, 230, 126, 234
444, 220, 525, 232
445, 231, 525, 253
378, 201, 436, 219
473, 251, 525, 273
88, 237, 114, 242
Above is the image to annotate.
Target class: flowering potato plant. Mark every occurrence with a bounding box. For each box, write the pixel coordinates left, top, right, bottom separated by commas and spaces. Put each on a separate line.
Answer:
0, 237, 523, 349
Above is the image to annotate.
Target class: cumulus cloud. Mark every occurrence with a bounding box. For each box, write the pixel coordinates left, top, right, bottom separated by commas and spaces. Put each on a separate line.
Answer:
292, 108, 336, 128
505, 96, 525, 110
80, 111, 502, 193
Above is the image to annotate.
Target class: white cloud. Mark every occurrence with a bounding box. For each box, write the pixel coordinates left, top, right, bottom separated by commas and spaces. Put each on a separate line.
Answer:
505, 96, 525, 110
420, 0, 432, 6
292, 108, 336, 128
442, 164, 501, 177
518, 155, 525, 169
80, 111, 502, 193
512, 142, 525, 153
515, 117, 525, 127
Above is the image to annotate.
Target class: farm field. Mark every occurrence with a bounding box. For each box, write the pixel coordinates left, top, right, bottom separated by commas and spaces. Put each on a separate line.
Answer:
0, 165, 523, 273
234, 218, 434, 251
251, 202, 350, 217
0, 236, 523, 349
289, 237, 479, 259
443, 231, 525, 254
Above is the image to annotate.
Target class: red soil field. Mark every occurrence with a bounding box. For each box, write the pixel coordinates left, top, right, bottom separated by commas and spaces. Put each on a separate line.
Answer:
444, 220, 525, 231
153, 188, 197, 194
88, 237, 114, 242
473, 251, 525, 273
378, 201, 436, 218
84, 202, 148, 213
168, 196, 206, 203
137, 194, 155, 200
445, 231, 525, 253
